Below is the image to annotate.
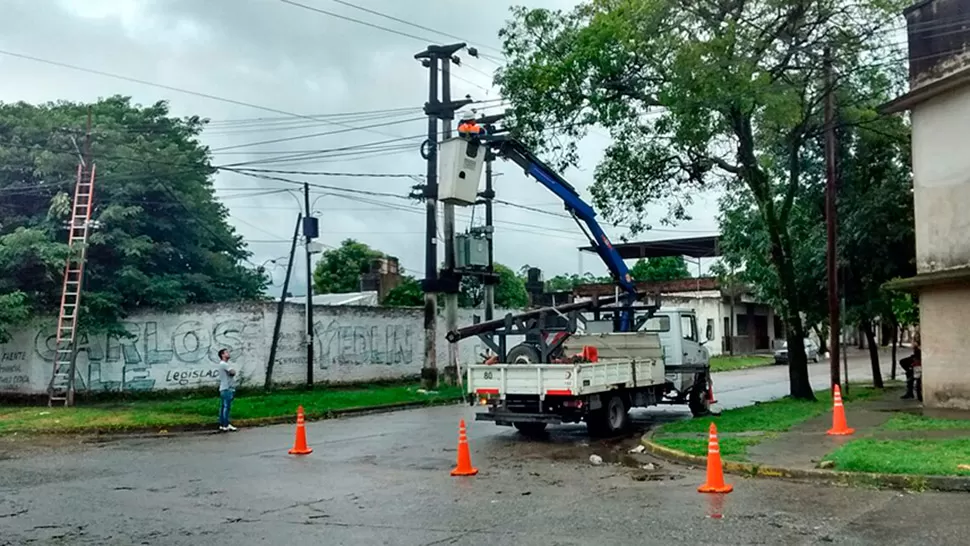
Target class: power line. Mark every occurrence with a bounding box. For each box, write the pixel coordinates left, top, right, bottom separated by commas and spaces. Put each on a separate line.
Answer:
230, 167, 423, 178
325, 0, 505, 58
208, 115, 426, 152
276, 0, 495, 91
0, 48, 408, 139
278, 0, 436, 43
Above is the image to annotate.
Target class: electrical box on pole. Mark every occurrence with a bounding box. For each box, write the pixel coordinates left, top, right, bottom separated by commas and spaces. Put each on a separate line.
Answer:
438, 137, 485, 205
302, 216, 319, 239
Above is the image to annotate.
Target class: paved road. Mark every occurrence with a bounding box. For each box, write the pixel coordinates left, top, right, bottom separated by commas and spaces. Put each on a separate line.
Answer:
712, 349, 896, 409
4, 350, 960, 546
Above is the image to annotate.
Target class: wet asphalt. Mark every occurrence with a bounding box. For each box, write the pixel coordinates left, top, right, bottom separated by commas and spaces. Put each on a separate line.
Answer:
1, 352, 966, 545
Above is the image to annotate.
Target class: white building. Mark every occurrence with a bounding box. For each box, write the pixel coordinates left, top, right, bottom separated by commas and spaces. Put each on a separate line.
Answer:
575, 277, 782, 357
882, 0, 970, 409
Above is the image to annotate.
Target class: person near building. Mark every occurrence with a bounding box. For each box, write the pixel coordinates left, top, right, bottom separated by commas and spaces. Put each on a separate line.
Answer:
900, 331, 921, 401
217, 348, 238, 432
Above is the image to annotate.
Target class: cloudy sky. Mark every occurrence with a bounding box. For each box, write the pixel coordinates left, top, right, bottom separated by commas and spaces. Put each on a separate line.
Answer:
0, 0, 721, 295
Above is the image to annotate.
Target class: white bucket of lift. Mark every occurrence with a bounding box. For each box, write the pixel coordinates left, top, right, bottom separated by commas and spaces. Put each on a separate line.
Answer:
438, 137, 485, 205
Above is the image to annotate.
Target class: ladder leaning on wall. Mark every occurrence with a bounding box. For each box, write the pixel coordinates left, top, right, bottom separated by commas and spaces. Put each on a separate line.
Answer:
47, 163, 97, 407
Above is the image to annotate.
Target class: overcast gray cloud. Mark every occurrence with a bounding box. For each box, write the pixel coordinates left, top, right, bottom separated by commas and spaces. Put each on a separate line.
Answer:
0, 0, 721, 295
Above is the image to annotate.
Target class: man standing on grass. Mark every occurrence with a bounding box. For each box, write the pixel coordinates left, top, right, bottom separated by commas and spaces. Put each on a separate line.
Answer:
217, 348, 238, 432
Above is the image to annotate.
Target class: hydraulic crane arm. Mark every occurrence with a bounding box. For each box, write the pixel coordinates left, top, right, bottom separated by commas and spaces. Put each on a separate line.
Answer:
487, 135, 638, 302
455, 117, 638, 333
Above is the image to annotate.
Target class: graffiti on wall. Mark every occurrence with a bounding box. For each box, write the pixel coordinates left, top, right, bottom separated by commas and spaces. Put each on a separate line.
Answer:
33, 319, 251, 392
316, 320, 414, 369
0, 350, 29, 388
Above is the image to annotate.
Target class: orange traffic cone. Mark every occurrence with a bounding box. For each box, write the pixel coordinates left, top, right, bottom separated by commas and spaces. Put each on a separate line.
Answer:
450, 419, 479, 476
707, 377, 718, 404
288, 405, 313, 455
698, 422, 733, 493
827, 384, 855, 436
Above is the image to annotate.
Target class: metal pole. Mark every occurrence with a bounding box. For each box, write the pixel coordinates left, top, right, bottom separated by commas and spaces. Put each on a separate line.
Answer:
842, 288, 849, 395
824, 46, 841, 389
421, 54, 440, 391
265, 213, 302, 390
303, 182, 314, 387
729, 266, 736, 356
441, 57, 460, 386
484, 152, 495, 321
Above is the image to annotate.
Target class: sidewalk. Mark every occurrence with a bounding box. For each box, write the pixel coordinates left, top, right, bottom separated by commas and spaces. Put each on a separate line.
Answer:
653, 386, 970, 477
744, 389, 949, 471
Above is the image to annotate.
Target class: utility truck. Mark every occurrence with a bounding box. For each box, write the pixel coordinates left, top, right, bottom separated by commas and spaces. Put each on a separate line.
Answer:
441, 114, 713, 436
464, 306, 712, 436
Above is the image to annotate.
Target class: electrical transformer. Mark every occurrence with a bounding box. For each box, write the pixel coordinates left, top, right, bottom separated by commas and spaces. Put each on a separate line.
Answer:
455, 232, 489, 268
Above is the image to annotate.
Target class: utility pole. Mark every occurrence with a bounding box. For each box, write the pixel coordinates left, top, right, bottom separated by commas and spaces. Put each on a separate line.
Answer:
824, 46, 841, 389
265, 213, 302, 390
414, 42, 472, 390
483, 151, 495, 321
302, 182, 318, 388
441, 55, 459, 385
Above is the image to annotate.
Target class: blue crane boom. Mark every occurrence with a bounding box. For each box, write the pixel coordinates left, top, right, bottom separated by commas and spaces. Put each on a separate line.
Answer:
458, 119, 638, 331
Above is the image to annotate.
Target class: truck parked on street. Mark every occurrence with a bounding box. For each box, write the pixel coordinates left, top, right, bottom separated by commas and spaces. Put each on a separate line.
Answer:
466, 307, 712, 436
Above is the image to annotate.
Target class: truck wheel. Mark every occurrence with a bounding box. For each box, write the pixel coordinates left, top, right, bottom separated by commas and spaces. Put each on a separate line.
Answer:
507, 343, 541, 364
688, 374, 711, 417
513, 422, 548, 436
588, 394, 628, 437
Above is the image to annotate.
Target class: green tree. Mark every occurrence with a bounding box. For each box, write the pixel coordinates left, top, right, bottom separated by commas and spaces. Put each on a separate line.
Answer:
494, 264, 529, 308
460, 263, 529, 309
838, 110, 914, 388
630, 256, 691, 282
312, 239, 385, 294
0, 96, 265, 342
719, 94, 914, 387
544, 272, 608, 291
383, 276, 424, 307
496, 0, 903, 399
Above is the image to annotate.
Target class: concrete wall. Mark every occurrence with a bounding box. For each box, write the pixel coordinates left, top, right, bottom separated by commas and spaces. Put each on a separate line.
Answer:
910, 85, 970, 409
0, 302, 518, 396
911, 86, 970, 273
919, 287, 970, 410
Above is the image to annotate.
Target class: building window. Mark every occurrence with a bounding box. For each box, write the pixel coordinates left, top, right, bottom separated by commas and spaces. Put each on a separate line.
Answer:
706, 318, 714, 342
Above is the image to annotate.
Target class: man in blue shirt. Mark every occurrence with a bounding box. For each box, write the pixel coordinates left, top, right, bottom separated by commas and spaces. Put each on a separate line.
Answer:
217, 348, 238, 432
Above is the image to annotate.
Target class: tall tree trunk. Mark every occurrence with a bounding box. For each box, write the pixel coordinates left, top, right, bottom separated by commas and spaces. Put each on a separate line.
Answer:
881, 321, 892, 346
861, 318, 884, 388
767, 228, 814, 400
891, 319, 898, 381
813, 324, 828, 355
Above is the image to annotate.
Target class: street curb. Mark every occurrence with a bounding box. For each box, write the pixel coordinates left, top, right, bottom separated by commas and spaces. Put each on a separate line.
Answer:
641, 431, 970, 493
3, 396, 465, 439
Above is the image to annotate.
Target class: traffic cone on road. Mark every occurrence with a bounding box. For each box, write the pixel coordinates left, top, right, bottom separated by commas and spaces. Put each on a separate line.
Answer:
450, 419, 479, 477
707, 377, 718, 404
698, 423, 733, 494
827, 384, 855, 436
288, 405, 313, 455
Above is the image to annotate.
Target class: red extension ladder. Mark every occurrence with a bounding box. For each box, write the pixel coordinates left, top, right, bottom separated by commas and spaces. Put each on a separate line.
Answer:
47, 163, 96, 406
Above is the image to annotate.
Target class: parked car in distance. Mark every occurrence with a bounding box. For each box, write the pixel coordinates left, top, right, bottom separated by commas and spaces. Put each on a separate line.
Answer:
774, 338, 820, 365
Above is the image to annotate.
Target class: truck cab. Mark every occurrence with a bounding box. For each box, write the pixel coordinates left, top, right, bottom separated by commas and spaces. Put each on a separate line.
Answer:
639, 308, 712, 394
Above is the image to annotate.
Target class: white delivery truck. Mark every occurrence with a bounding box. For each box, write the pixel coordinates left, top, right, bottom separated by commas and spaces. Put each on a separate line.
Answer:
466, 307, 713, 436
